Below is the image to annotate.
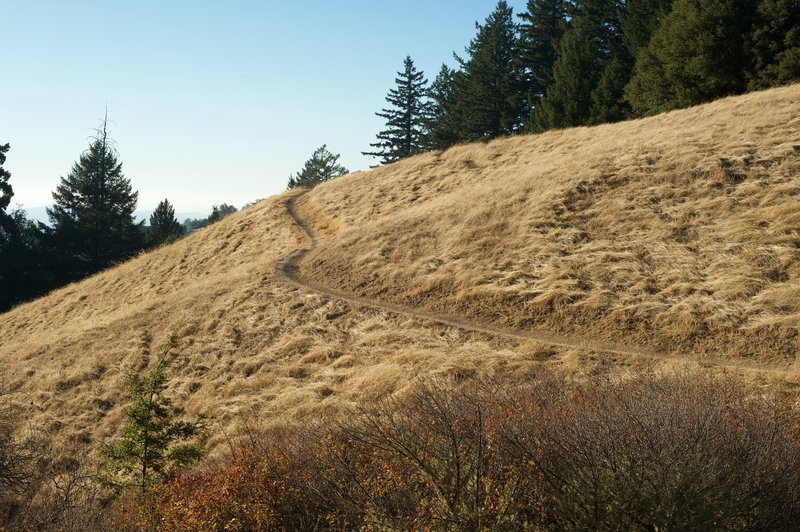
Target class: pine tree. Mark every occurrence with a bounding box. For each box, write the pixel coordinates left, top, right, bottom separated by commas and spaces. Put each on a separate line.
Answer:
451, 1, 526, 141
147, 199, 183, 247
591, 0, 675, 123
532, 17, 603, 130
363, 56, 432, 165
625, 0, 758, 116
605, 0, 675, 122
748, 0, 800, 89
621, 0, 675, 56
0, 143, 55, 311
573, 0, 632, 125
47, 118, 143, 280
0, 210, 52, 312
207, 203, 237, 224
101, 335, 203, 493
516, 0, 567, 118
528, 0, 674, 129
0, 144, 16, 311
0, 144, 13, 236
426, 64, 461, 150
287, 145, 348, 189
530, 0, 631, 130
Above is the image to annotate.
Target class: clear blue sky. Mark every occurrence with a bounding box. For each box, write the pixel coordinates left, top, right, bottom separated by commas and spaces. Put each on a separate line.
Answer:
2, 0, 528, 215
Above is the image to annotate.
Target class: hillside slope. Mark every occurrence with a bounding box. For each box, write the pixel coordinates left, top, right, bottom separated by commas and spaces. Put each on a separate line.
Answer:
301, 84, 800, 367
1, 85, 799, 463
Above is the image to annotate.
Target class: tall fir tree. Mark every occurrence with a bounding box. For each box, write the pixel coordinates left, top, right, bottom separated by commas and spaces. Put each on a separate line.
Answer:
363, 56, 432, 165
287, 145, 348, 189
426, 64, 461, 150
571, 0, 633, 125
450, 1, 526, 141
529, 0, 674, 129
47, 118, 143, 280
147, 199, 183, 247
748, 0, 800, 89
0, 143, 16, 311
625, 0, 758, 115
0, 210, 53, 312
516, 0, 567, 127
0, 145, 54, 311
621, 0, 675, 56
532, 16, 604, 130
0, 144, 13, 236
607, 0, 675, 121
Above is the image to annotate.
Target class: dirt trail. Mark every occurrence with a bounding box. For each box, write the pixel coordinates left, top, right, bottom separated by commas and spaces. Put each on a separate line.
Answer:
276, 192, 789, 378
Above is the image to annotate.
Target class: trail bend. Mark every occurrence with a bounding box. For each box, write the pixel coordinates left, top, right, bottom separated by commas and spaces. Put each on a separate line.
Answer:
276, 192, 789, 378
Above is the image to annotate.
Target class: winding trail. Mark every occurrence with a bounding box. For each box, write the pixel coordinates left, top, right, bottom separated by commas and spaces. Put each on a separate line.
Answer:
277, 192, 789, 378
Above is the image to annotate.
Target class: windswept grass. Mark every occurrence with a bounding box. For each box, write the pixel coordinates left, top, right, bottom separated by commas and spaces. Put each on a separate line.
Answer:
300, 84, 800, 368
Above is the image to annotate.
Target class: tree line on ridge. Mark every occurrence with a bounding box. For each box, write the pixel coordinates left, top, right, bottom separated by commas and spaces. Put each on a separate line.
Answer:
363, 0, 799, 165
0, 122, 240, 313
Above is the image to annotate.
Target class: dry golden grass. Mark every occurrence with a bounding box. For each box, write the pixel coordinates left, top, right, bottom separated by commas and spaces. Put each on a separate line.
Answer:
1, 84, 799, 467
302, 84, 800, 368
0, 196, 593, 463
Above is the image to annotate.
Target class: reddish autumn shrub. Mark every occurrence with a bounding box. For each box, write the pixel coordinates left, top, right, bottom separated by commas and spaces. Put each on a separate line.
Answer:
150, 451, 282, 531
111, 432, 341, 531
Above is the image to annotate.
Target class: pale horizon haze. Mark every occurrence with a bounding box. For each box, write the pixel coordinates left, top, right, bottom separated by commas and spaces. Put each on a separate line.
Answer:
2, 0, 527, 216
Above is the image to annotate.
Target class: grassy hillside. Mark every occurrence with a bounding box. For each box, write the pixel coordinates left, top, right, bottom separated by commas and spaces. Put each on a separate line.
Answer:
1, 84, 799, 468
301, 84, 800, 367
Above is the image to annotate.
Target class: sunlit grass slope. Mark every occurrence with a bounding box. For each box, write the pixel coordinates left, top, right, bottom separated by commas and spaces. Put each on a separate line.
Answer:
0, 197, 562, 460
302, 84, 800, 367
1, 84, 799, 463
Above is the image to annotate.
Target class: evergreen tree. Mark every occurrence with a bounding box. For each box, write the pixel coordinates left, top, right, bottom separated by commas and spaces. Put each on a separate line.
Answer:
450, 1, 526, 141
588, 0, 675, 123
182, 217, 209, 235
625, 0, 758, 116
426, 64, 461, 150
287, 145, 348, 189
0, 144, 17, 311
101, 335, 203, 493
517, 0, 567, 117
0, 210, 54, 312
0, 144, 13, 236
532, 17, 604, 129
572, 0, 632, 125
529, 0, 674, 129
621, 0, 675, 56
748, 0, 800, 89
530, 0, 630, 129
147, 199, 183, 247
0, 144, 55, 311
589, 55, 634, 124
363, 56, 432, 165
593, 0, 675, 124
47, 119, 143, 280
207, 203, 237, 224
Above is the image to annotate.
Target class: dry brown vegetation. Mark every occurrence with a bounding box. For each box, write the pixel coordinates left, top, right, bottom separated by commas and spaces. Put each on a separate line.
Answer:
1, 85, 800, 519
105, 372, 800, 531
301, 84, 800, 369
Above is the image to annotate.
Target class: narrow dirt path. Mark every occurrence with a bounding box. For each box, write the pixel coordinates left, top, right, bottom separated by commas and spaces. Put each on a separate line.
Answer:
277, 192, 789, 378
